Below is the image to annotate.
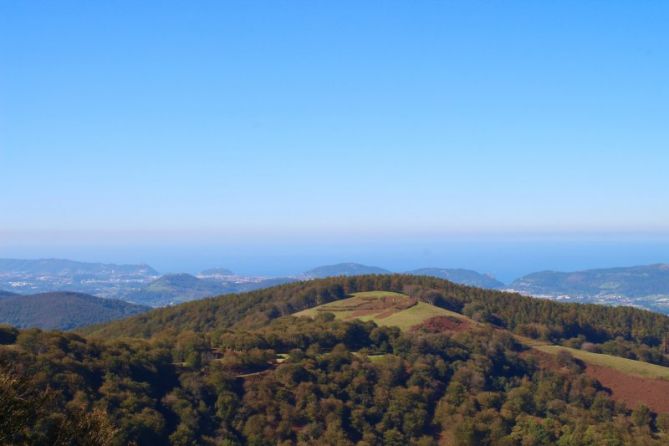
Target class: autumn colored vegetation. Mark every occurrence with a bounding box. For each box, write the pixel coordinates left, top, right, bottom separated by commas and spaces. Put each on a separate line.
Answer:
2, 274, 669, 445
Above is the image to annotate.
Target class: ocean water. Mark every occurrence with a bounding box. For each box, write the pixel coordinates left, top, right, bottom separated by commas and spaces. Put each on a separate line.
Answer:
3, 236, 669, 284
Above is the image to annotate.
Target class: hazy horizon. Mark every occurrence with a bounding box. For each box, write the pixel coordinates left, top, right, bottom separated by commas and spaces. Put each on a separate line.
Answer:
3, 235, 669, 283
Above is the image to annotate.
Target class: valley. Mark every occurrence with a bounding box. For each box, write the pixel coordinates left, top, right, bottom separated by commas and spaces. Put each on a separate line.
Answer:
0, 291, 150, 330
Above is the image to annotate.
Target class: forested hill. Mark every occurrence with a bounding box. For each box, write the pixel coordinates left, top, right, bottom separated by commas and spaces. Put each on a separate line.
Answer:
0, 292, 150, 330
7, 275, 669, 445
82, 274, 669, 347
0, 290, 18, 298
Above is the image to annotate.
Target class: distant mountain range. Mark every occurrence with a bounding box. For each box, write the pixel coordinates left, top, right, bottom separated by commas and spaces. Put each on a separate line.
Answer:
304, 263, 391, 278
507, 264, 669, 312
509, 264, 669, 298
3, 257, 669, 315
0, 258, 296, 307
199, 267, 235, 276
1, 259, 509, 308
302, 263, 504, 289
0, 258, 158, 276
408, 268, 505, 289
0, 292, 150, 330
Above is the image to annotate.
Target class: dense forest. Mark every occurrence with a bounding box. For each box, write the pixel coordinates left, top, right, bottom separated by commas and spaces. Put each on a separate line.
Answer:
3, 275, 669, 445
0, 292, 150, 330
83, 275, 669, 363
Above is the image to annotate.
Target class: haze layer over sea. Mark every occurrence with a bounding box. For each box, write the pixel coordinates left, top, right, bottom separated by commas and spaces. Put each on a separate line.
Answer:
3, 235, 669, 284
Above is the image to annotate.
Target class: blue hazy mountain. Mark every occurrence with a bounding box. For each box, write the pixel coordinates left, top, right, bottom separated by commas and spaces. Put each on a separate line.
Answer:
510, 264, 669, 297
199, 267, 235, 276
408, 268, 504, 289
0, 258, 158, 276
508, 263, 669, 314
304, 263, 391, 278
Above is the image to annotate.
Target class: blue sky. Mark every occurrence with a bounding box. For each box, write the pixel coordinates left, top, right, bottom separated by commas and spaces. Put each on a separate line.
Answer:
1, 1, 668, 271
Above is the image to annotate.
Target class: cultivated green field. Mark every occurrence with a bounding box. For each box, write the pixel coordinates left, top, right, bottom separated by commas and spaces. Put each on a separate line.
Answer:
294, 291, 473, 331
373, 302, 468, 331
535, 344, 669, 380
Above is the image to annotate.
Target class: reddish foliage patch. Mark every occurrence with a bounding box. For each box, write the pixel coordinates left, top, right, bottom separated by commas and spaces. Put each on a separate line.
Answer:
524, 349, 669, 414
341, 296, 417, 319
585, 364, 669, 414
410, 316, 472, 333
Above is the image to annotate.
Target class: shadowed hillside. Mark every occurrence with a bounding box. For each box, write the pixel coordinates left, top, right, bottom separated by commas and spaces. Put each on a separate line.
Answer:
0, 292, 150, 330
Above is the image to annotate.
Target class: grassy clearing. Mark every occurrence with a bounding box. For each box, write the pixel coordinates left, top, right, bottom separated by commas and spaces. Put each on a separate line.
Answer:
294, 291, 409, 320
294, 291, 473, 331
534, 345, 669, 380
372, 302, 466, 331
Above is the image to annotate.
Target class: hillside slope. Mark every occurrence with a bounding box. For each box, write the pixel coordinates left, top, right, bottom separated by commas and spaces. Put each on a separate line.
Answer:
83, 274, 669, 346
0, 292, 150, 330
297, 291, 669, 413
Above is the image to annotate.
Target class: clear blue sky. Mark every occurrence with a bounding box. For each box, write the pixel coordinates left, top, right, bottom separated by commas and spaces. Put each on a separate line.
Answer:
1, 1, 668, 272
